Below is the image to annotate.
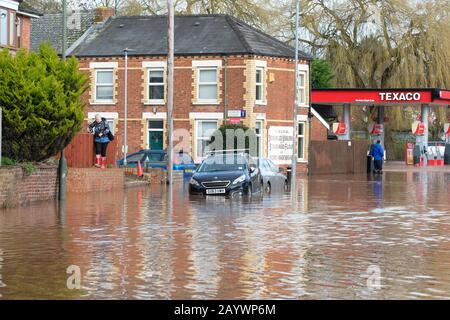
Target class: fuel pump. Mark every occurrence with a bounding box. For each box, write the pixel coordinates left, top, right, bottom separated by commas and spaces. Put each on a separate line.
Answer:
412, 120, 426, 166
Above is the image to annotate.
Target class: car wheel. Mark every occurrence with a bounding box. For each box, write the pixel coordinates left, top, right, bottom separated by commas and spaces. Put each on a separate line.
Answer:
265, 182, 272, 194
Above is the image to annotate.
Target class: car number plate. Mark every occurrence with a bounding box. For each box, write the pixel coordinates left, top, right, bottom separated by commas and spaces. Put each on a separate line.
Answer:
206, 189, 226, 195
185, 169, 193, 172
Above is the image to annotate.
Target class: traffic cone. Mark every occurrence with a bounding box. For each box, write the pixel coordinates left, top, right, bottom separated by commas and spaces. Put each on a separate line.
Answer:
137, 160, 143, 177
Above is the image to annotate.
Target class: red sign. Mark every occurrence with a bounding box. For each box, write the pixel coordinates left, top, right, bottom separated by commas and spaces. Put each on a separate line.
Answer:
332, 122, 347, 135
412, 122, 425, 136
371, 124, 383, 135
440, 90, 450, 100
312, 89, 434, 105
227, 118, 242, 125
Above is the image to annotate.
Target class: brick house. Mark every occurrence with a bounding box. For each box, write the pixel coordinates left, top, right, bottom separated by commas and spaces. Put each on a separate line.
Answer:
0, 0, 40, 52
67, 14, 329, 173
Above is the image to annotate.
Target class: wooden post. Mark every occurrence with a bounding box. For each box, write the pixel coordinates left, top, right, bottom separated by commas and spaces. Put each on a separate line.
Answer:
167, 0, 175, 185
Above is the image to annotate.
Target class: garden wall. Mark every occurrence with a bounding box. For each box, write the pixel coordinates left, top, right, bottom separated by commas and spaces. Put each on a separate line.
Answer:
0, 165, 59, 208
66, 168, 124, 193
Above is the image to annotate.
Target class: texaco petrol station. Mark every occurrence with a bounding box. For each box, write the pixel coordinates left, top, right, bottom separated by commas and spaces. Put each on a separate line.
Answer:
312, 88, 450, 166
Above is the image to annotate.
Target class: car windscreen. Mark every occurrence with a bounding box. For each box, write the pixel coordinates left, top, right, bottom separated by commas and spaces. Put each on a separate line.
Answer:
126, 153, 145, 163
143, 153, 165, 162
198, 155, 247, 172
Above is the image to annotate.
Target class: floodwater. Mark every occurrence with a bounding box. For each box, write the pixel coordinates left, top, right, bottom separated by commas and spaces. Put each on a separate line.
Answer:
0, 171, 450, 300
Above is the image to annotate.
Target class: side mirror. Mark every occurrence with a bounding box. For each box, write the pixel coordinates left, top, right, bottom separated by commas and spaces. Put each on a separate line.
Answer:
249, 167, 256, 174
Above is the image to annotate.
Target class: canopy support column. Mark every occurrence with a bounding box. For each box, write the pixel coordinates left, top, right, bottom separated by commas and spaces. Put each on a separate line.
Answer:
378, 105, 385, 147
343, 103, 351, 140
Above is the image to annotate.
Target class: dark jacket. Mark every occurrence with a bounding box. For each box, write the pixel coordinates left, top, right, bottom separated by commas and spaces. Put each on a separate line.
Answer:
89, 118, 111, 142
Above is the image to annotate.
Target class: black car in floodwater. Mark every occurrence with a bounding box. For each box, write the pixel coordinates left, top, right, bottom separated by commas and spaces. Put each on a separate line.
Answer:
189, 153, 262, 197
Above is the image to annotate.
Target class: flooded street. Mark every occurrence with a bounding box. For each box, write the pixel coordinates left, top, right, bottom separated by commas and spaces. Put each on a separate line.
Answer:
1, 171, 450, 300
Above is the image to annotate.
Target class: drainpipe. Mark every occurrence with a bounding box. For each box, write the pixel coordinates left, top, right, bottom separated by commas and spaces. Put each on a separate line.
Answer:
307, 59, 312, 176
59, 0, 68, 201
223, 57, 228, 125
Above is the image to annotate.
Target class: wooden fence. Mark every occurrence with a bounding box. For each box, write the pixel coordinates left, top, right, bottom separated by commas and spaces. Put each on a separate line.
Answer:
309, 140, 369, 175
64, 133, 119, 168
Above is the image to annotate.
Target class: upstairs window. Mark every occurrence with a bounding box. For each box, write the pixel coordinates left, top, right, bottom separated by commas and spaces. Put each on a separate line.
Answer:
148, 68, 165, 102
256, 68, 264, 103
95, 69, 114, 101
299, 71, 307, 105
198, 68, 218, 102
0, 9, 7, 46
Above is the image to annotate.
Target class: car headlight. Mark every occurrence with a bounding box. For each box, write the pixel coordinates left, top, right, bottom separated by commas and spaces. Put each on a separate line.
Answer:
232, 174, 246, 185
189, 177, 200, 186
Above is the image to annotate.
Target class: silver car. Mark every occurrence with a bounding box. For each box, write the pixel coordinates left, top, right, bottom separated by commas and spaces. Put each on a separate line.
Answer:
257, 158, 288, 194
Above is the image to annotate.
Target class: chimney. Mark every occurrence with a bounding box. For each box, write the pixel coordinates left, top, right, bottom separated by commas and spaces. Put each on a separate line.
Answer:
95, 7, 115, 23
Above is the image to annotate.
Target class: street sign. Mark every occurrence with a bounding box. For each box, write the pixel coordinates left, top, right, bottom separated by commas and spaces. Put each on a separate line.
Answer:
268, 126, 293, 165
227, 110, 246, 118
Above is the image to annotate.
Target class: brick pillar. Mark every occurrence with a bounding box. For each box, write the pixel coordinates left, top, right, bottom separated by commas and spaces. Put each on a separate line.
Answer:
243, 60, 256, 129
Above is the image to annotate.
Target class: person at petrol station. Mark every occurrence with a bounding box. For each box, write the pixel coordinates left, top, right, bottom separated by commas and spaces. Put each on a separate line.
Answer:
369, 140, 385, 174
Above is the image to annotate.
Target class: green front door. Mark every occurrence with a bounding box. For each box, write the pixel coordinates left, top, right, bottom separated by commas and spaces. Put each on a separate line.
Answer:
149, 131, 163, 150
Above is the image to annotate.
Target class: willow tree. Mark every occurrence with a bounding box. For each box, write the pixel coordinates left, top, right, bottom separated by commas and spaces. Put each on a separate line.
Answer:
298, 0, 450, 141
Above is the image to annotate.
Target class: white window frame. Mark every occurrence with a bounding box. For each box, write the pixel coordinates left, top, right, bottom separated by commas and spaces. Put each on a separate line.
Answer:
95, 69, 114, 103
195, 119, 219, 162
298, 64, 309, 107
256, 67, 265, 104
147, 68, 165, 104
148, 119, 165, 150
297, 121, 306, 161
256, 120, 264, 157
197, 67, 218, 104
0, 8, 8, 47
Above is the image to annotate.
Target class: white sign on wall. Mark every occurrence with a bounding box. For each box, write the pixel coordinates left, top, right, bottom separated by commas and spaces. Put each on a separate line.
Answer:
268, 126, 294, 165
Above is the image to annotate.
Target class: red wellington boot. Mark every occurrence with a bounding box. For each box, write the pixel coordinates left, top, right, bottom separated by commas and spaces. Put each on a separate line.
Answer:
101, 157, 107, 169
95, 155, 101, 168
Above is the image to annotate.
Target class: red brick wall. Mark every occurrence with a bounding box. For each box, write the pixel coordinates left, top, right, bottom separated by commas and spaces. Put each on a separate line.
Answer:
311, 116, 329, 141
0, 165, 58, 208
20, 16, 31, 50
66, 168, 124, 193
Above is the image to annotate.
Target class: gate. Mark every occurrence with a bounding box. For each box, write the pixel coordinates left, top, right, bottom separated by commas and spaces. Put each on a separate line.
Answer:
64, 133, 119, 168
309, 140, 368, 175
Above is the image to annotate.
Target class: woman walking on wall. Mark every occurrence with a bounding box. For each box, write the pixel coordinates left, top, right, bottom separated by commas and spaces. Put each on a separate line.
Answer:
89, 114, 112, 169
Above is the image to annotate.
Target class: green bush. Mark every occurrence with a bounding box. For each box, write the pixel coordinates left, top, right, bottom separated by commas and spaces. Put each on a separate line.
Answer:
21, 162, 36, 176
1, 156, 16, 166
0, 44, 88, 162
209, 123, 257, 153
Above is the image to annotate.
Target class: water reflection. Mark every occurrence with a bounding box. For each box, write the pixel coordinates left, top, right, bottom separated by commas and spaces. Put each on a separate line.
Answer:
0, 172, 449, 299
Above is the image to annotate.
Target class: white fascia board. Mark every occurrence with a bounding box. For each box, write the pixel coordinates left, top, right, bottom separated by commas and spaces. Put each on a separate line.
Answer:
189, 112, 223, 120
192, 60, 222, 68
311, 107, 330, 130
1, 0, 19, 10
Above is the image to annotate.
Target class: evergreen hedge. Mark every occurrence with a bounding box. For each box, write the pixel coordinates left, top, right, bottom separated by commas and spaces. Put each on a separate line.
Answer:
0, 44, 88, 162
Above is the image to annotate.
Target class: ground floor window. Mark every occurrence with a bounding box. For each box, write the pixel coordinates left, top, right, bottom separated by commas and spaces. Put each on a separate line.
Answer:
256, 120, 264, 157
298, 122, 305, 161
148, 120, 164, 150
196, 120, 218, 160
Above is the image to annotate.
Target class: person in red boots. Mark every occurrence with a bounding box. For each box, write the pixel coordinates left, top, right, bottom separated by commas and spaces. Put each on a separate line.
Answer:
88, 114, 111, 169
